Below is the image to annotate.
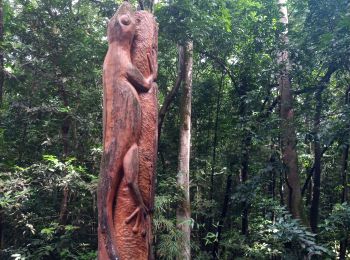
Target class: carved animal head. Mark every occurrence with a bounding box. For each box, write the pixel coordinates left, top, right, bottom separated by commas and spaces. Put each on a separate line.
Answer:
107, 1, 136, 45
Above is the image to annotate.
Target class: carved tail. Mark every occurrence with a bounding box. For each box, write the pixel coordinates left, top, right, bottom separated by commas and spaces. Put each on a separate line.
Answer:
98, 141, 124, 260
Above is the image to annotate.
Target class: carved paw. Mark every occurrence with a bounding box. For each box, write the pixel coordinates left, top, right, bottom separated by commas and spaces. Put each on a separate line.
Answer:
125, 205, 148, 236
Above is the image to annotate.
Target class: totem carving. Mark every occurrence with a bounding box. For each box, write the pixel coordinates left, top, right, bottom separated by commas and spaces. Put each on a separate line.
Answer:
97, 2, 158, 259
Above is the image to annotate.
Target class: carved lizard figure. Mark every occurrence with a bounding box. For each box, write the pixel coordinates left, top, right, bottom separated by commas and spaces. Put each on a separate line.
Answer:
97, 2, 155, 259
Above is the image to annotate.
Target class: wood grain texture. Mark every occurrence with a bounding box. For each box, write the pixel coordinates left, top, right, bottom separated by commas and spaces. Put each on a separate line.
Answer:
114, 11, 158, 260
98, 2, 158, 259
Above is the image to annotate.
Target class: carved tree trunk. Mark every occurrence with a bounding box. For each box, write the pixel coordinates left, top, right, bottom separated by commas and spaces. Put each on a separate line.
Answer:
277, 0, 303, 221
176, 41, 193, 260
98, 3, 158, 260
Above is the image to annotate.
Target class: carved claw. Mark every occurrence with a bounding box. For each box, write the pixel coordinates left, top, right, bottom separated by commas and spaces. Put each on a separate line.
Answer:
125, 205, 148, 236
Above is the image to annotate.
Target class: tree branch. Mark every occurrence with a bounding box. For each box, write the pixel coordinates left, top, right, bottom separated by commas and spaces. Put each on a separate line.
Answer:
198, 50, 235, 84
293, 65, 337, 95
158, 45, 185, 140
138, 0, 144, 10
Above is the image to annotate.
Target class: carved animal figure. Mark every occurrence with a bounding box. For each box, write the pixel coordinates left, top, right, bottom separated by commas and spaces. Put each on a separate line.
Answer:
114, 11, 158, 260
97, 2, 155, 259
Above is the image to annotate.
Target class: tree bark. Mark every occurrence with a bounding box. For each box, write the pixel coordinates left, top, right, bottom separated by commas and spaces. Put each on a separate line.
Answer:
176, 41, 193, 260
277, 0, 304, 221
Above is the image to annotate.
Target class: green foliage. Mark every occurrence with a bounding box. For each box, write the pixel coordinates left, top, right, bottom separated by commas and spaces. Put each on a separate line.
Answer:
0, 155, 97, 259
1, 0, 350, 259
319, 203, 350, 257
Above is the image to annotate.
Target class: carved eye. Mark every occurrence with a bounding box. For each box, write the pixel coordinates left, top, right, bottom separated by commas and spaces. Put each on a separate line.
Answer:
120, 15, 131, 26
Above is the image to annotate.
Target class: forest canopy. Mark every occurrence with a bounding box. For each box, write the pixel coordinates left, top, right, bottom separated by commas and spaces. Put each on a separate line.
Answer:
1, 0, 350, 259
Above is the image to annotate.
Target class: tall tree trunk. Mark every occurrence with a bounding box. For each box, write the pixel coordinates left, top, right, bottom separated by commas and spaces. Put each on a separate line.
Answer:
58, 81, 70, 226
211, 165, 234, 259
0, 0, 3, 106
308, 67, 336, 232
210, 74, 223, 200
241, 135, 250, 235
339, 86, 350, 260
341, 144, 349, 203
238, 77, 251, 236
277, 0, 304, 221
310, 88, 322, 233
176, 41, 193, 260
269, 151, 277, 221
0, 0, 4, 237
300, 66, 336, 197
339, 142, 349, 259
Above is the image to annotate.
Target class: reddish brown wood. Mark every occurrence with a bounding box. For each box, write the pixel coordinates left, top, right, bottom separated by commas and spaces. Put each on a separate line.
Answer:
97, 2, 158, 259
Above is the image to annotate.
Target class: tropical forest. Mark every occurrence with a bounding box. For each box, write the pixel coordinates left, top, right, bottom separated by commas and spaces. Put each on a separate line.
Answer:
1, 0, 350, 259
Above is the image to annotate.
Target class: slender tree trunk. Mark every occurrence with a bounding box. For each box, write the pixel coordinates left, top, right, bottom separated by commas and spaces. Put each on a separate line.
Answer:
300, 67, 336, 198
0, 0, 3, 106
238, 77, 251, 236
58, 81, 70, 226
341, 145, 349, 203
269, 152, 277, 221
1, 0, 5, 235
212, 168, 233, 259
277, 0, 304, 221
241, 135, 250, 235
176, 41, 193, 260
339, 86, 350, 260
279, 169, 284, 206
339, 143, 349, 260
0, 210, 3, 250
310, 88, 322, 233
210, 75, 223, 200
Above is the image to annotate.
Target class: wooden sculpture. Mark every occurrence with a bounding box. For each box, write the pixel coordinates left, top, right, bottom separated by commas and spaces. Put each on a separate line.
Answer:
97, 2, 158, 259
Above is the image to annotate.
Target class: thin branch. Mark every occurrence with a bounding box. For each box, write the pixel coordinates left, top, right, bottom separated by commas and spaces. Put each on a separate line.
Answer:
158, 45, 185, 140
293, 65, 337, 95
198, 50, 235, 84
301, 139, 338, 196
